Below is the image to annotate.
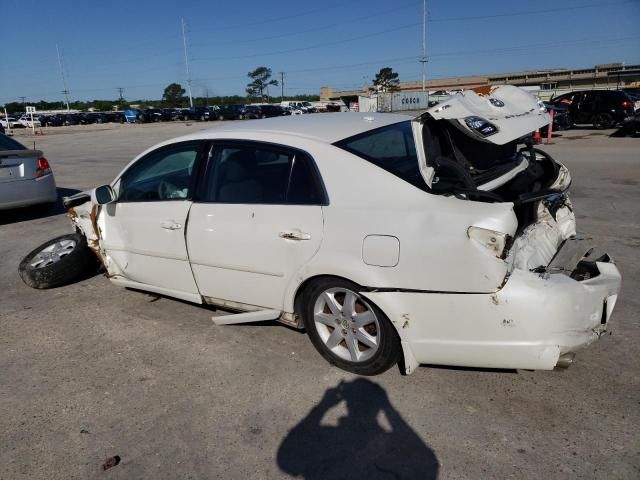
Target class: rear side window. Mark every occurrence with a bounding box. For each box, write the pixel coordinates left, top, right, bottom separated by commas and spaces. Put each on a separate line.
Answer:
0, 134, 26, 151
202, 142, 326, 205
335, 121, 425, 190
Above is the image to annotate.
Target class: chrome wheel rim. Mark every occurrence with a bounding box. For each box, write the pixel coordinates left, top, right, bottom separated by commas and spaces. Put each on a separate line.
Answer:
313, 287, 380, 363
30, 239, 76, 269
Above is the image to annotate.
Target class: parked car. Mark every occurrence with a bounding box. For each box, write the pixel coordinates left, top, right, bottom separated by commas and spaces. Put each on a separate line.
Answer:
18, 114, 41, 128
0, 133, 57, 210
259, 105, 291, 117
38, 115, 64, 127
143, 108, 172, 122
179, 107, 211, 121
548, 90, 635, 129
219, 104, 248, 120
281, 101, 315, 113
243, 105, 264, 119
21, 86, 622, 376
124, 109, 153, 124
0, 116, 21, 128
541, 102, 572, 135
620, 111, 640, 135
59, 113, 81, 126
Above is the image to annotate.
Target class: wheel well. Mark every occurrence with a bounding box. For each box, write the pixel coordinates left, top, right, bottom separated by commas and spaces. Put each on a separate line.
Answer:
293, 274, 362, 317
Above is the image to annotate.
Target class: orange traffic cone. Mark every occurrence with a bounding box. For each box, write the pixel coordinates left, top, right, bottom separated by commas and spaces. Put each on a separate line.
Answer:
533, 129, 542, 144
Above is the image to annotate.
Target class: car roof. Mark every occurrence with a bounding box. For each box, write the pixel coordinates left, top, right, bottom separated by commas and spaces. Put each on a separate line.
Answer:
200, 112, 412, 143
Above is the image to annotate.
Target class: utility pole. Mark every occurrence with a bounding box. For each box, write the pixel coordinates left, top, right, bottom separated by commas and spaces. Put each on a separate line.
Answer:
420, 0, 428, 92
116, 87, 125, 101
19, 96, 26, 104
56, 44, 71, 111
279, 72, 285, 101
181, 18, 193, 108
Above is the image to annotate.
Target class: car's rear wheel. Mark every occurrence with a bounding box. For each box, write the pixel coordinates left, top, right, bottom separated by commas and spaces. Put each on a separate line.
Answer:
19, 233, 97, 289
302, 278, 401, 375
593, 112, 614, 129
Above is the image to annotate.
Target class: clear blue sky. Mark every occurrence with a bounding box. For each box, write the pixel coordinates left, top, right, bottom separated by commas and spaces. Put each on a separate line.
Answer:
2, 0, 639, 103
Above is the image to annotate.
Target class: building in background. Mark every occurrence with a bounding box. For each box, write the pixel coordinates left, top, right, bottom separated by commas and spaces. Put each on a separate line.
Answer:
321, 63, 640, 107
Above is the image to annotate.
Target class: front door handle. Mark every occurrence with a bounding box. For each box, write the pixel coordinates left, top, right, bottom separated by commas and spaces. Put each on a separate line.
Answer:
279, 230, 311, 241
160, 220, 182, 230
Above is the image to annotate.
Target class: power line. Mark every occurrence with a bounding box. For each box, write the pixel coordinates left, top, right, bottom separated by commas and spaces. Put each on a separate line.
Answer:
192, 0, 421, 49
429, 0, 635, 23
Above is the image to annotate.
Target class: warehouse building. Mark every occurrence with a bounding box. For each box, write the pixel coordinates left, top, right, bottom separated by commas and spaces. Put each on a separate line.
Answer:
321, 62, 640, 102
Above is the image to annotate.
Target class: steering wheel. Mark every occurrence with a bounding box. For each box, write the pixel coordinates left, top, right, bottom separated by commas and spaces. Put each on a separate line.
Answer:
157, 179, 179, 200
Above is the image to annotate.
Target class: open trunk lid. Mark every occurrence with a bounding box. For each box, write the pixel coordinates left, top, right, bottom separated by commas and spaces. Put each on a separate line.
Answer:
412, 85, 550, 187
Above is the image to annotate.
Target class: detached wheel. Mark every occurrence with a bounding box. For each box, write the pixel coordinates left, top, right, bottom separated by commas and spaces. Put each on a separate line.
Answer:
19, 233, 95, 289
302, 278, 401, 375
593, 112, 614, 129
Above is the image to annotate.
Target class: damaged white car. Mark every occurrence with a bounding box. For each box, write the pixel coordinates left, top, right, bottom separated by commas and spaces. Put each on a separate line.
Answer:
19, 86, 621, 375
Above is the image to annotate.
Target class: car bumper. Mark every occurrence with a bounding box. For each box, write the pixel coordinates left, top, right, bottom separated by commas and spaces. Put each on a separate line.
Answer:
361, 260, 621, 374
0, 174, 57, 210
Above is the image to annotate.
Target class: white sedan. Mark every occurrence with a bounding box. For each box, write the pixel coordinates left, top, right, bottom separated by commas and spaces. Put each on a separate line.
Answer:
20, 86, 621, 375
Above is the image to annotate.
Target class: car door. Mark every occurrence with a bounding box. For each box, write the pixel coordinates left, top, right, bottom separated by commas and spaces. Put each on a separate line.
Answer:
100, 140, 206, 302
187, 141, 326, 310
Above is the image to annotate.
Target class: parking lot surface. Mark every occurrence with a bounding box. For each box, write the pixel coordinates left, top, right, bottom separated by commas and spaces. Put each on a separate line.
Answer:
1, 122, 639, 479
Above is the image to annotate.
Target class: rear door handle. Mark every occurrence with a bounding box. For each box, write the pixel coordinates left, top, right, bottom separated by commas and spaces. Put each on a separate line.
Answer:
160, 220, 182, 230
279, 230, 311, 241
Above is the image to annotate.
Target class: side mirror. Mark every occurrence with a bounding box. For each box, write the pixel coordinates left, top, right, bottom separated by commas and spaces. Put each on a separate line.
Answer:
91, 184, 117, 205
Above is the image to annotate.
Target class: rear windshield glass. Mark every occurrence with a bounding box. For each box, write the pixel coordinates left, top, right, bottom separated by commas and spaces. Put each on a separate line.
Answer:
0, 134, 26, 151
334, 121, 426, 191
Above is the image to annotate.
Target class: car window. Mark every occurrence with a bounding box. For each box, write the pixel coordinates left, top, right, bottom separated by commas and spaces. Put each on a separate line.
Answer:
335, 121, 425, 190
203, 143, 326, 205
118, 141, 201, 202
0, 134, 27, 151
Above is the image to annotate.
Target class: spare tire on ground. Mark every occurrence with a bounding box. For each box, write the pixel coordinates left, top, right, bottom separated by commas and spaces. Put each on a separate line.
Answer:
19, 233, 97, 289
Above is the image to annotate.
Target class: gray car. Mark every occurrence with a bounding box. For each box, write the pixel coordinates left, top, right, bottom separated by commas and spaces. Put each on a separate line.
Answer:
0, 134, 57, 210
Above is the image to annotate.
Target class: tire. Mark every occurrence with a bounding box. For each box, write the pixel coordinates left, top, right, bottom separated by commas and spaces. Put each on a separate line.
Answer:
19, 233, 96, 289
238, 114, 244, 120
301, 277, 401, 375
200, 115, 206, 121
218, 115, 224, 121
593, 112, 614, 129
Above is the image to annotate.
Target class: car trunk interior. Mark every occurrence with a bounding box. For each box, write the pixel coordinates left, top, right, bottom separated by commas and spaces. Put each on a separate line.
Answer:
422, 116, 564, 232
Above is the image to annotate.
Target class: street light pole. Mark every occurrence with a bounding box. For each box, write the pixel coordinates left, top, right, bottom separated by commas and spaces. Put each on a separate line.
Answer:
420, 0, 427, 92
182, 18, 193, 108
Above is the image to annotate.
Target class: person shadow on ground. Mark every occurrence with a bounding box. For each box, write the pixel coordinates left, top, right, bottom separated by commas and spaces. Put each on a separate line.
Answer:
277, 378, 439, 480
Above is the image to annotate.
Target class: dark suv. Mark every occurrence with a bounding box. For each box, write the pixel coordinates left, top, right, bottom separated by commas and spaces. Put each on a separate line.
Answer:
549, 90, 635, 129
219, 104, 248, 120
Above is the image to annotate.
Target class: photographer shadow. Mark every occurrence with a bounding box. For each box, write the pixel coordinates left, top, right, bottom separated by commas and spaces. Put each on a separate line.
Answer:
277, 378, 439, 479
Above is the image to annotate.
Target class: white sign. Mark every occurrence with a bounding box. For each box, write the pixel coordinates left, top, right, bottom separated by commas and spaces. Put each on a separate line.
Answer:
390, 92, 429, 112
26, 106, 36, 113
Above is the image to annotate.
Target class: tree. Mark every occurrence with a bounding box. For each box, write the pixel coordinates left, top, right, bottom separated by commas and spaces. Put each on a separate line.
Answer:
162, 83, 186, 107
372, 67, 400, 93
246, 67, 278, 100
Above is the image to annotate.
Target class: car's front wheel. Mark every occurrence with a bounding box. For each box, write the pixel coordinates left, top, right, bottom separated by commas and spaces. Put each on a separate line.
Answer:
302, 278, 401, 375
19, 233, 97, 289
